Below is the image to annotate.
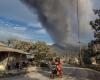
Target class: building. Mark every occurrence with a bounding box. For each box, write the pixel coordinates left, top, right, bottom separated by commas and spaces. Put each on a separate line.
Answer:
0, 42, 30, 71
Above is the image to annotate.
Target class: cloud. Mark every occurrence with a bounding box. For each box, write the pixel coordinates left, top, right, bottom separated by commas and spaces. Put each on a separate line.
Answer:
0, 27, 29, 40
0, 0, 39, 23
0, 18, 52, 43
92, 0, 100, 9
0, 16, 45, 32
0, 0, 99, 46
27, 22, 42, 28
35, 29, 47, 35
0, 28, 37, 42
0, 0, 53, 43
47, 42, 54, 45
13, 27, 26, 31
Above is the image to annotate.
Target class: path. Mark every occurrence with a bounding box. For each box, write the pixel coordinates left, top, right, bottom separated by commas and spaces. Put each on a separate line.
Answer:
1, 66, 100, 80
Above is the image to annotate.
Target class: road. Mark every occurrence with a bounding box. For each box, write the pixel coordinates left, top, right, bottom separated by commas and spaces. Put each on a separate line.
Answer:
1, 66, 100, 80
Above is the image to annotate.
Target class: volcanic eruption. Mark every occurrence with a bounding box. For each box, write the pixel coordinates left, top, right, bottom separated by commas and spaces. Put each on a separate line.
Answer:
20, 0, 93, 48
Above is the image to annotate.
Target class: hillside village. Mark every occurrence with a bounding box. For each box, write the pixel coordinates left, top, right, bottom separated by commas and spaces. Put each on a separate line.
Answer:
0, 39, 80, 72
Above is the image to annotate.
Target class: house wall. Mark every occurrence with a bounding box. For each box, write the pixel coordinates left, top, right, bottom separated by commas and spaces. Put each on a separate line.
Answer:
0, 52, 27, 70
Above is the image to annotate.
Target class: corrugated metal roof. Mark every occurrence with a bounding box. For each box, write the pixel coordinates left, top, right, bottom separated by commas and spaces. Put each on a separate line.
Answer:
0, 42, 30, 55
0, 42, 7, 47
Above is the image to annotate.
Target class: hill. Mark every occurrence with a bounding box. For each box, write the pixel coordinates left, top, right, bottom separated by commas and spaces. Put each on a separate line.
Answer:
49, 44, 80, 57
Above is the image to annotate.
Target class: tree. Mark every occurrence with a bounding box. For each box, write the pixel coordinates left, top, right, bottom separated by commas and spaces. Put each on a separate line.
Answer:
34, 41, 49, 61
86, 9, 100, 64
82, 48, 92, 64
89, 9, 100, 54
7, 39, 35, 52
7, 39, 51, 61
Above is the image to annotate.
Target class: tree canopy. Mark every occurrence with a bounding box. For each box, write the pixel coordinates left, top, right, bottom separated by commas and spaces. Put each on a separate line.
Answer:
7, 39, 51, 61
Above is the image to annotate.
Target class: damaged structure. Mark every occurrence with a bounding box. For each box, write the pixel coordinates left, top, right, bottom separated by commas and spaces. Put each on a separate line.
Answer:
0, 42, 29, 71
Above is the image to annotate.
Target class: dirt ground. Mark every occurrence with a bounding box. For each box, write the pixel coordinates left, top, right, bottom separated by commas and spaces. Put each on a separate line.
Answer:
1, 66, 100, 80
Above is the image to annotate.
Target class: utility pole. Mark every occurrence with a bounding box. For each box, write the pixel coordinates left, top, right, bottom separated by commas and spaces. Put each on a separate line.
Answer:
76, 0, 83, 66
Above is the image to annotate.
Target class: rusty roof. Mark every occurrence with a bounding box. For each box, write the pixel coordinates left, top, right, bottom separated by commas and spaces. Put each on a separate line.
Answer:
0, 42, 30, 55
0, 42, 7, 47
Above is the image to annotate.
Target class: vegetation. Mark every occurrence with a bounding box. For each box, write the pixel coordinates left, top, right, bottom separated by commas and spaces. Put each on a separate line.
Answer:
7, 39, 35, 52
7, 39, 55, 61
33, 41, 49, 61
82, 49, 92, 64
83, 9, 100, 64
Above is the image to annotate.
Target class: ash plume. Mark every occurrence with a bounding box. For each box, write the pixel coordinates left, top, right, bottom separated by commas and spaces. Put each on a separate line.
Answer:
20, 0, 93, 47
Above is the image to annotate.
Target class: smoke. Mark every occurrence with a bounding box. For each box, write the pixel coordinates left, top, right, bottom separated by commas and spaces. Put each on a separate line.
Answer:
20, 0, 93, 47
78, 0, 93, 36
67, 0, 94, 45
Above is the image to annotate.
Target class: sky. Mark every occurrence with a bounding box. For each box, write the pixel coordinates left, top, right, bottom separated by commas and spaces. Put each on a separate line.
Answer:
0, 0, 53, 44
0, 0, 99, 45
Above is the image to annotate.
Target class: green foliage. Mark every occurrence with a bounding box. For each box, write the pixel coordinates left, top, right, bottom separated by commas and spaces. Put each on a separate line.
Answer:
7, 39, 55, 61
7, 39, 35, 52
46, 52, 57, 61
34, 41, 49, 61
83, 49, 92, 64
34, 41, 49, 53
83, 9, 100, 64
90, 9, 100, 33
89, 9, 100, 53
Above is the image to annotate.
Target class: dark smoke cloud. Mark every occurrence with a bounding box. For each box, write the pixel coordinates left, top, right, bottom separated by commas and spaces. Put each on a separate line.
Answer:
20, 0, 93, 47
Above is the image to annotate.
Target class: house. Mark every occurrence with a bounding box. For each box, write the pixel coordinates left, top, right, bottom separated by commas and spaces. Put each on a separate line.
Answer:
0, 42, 30, 71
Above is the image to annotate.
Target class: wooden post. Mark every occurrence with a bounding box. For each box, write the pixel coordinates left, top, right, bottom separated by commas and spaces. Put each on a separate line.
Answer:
19, 54, 22, 69
6, 52, 10, 70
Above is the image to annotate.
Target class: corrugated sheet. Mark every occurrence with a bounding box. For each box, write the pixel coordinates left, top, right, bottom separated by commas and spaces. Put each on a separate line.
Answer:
0, 42, 30, 55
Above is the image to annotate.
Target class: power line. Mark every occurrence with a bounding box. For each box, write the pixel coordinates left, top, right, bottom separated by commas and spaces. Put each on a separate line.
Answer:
76, 0, 83, 66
